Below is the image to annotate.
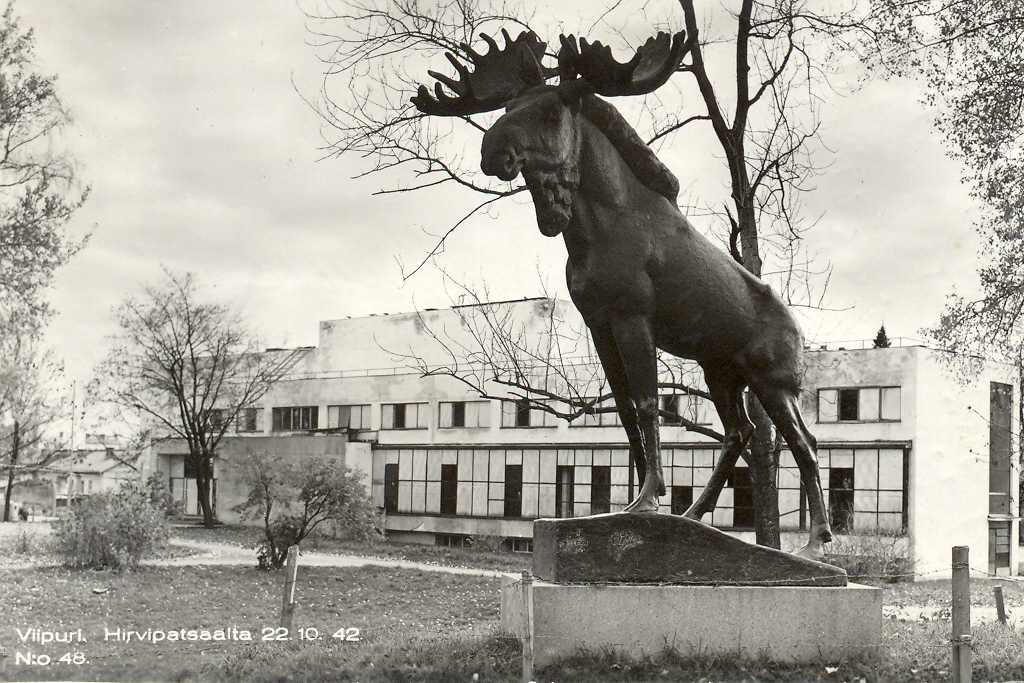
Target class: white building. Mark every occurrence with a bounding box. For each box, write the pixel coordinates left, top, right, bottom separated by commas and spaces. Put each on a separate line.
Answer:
152, 299, 1019, 577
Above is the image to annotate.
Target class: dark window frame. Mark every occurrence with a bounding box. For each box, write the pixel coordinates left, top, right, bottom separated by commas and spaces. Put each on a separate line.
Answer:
591, 465, 611, 514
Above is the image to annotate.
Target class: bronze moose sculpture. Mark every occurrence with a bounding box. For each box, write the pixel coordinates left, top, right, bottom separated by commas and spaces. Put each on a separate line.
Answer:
413, 29, 832, 558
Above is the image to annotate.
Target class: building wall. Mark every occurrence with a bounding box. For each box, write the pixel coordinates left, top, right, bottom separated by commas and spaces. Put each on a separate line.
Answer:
155, 435, 353, 525
913, 350, 1019, 577
149, 304, 1017, 578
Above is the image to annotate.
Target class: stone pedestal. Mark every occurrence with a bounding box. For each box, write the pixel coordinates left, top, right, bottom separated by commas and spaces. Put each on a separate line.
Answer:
500, 512, 878, 670
534, 512, 847, 586
501, 576, 883, 669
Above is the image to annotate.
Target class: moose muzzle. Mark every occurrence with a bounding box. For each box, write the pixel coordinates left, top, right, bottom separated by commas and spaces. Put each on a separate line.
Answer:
480, 128, 522, 182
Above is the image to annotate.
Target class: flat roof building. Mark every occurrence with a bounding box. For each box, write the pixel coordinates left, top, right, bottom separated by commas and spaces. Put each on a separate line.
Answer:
153, 299, 1019, 578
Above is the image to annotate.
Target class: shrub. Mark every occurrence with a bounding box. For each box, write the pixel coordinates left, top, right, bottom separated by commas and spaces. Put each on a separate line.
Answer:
52, 483, 170, 570
823, 530, 915, 583
468, 534, 506, 553
233, 450, 383, 569
144, 473, 183, 519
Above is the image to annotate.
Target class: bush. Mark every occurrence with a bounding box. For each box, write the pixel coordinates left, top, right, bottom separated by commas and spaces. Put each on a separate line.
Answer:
823, 530, 915, 583
144, 473, 183, 519
467, 534, 506, 552
233, 450, 383, 569
52, 483, 170, 571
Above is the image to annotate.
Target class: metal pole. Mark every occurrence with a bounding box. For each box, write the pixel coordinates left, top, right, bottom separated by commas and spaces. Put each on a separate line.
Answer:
995, 585, 1007, 626
280, 546, 300, 631
951, 546, 971, 683
521, 570, 533, 683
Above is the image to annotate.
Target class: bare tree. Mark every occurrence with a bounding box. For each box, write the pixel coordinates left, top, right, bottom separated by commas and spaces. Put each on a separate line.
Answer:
90, 270, 302, 527
305, 0, 864, 547
0, 312, 66, 521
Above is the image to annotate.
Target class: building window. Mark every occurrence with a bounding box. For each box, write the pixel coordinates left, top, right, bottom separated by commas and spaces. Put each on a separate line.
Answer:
990, 521, 1012, 573
435, 533, 471, 548
661, 394, 714, 426
671, 486, 693, 516
501, 399, 556, 428
504, 465, 523, 518
990, 382, 1013, 515
208, 409, 226, 431
272, 406, 319, 431
381, 403, 428, 430
829, 467, 855, 534
729, 467, 755, 528
817, 387, 901, 423
237, 407, 261, 433
570, 397, 622, 427
591, 465, 611, 514
440, 464, 458, 515
383, 463, 399, 513
328, 404, 371, 430
661, 394, 682, 425
439, 401, 491, 429
506, 538, 533, 553
555, 466, 575, 518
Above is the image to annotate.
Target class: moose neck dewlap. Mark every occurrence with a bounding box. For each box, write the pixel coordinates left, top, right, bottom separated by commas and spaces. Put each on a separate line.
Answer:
523, 166, 578, 237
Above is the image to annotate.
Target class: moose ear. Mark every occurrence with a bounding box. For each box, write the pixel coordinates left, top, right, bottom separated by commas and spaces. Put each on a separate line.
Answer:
555, 77, 593, 106
518, 42, 545, 86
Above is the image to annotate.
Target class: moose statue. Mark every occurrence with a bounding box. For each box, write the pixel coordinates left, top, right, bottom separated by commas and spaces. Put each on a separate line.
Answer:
413, 28, 832, 559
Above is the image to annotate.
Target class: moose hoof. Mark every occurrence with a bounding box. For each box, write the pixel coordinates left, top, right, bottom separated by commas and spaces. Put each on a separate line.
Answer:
623, 498, 659, 513
795, 542, 825, 562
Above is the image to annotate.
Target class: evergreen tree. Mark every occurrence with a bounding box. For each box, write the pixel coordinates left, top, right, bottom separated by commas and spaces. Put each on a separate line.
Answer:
873, 325, 891, 349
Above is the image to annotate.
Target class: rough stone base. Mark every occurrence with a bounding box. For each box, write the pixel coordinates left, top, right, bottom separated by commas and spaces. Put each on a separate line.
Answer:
533, 512, 847, 586
501, 576, 882, 669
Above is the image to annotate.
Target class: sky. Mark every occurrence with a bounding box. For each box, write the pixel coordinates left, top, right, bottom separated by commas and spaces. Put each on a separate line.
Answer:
15, 0, 985, 392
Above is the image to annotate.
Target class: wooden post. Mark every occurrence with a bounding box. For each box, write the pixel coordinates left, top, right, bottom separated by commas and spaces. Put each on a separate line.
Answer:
280, 545, 300, 631
951, 546, 971, 683
995, 585, 1007, 625
521, 570, 533, 683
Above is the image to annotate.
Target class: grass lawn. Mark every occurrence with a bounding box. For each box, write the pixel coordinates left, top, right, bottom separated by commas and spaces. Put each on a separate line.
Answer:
3, 561, 1024, 682
1, 564, 506, 682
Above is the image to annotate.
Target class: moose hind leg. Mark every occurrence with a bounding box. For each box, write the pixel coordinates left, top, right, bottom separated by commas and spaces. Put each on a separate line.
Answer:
684, 372, 753, 520
753, 385, 832, 560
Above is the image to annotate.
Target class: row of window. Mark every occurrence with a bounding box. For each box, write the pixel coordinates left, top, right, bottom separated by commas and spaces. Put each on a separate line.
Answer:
227, 385, 903, 434
817, 387, 901, 423
375, 445, 908, 533
266, 395, 715, 432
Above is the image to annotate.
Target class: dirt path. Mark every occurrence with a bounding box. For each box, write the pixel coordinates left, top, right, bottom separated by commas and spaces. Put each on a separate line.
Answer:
159, 538, 514, 578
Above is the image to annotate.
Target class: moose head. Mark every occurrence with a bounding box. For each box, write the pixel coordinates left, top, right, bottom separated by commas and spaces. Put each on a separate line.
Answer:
412, 29, 693, 237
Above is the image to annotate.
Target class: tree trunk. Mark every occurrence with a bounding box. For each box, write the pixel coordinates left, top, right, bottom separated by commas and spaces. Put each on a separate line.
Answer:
195, 452, 217, 528
3, 420, 19, 523
737, 194, 781, 549
747, 401, 781, 548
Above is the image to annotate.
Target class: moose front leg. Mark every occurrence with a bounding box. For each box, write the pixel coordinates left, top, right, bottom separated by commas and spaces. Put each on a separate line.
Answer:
588, 327, 646, 496
607, 315, 664, 512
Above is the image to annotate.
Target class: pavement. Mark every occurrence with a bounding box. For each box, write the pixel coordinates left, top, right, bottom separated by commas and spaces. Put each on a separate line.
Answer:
153, 539, 514, 578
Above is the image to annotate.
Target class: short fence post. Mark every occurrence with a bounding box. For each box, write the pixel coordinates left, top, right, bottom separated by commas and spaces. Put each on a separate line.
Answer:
521, 570, 533, 683
951, 546, 971, 683
280, 545, 300, 631
994, 585, 1007, 625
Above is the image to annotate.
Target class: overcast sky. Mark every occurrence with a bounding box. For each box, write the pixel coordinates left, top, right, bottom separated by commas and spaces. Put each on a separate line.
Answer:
17, 1, 985, 390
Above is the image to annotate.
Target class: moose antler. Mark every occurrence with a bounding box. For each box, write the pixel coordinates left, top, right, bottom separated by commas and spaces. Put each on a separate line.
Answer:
557, 31, 691, 99
412, 29, 547, 116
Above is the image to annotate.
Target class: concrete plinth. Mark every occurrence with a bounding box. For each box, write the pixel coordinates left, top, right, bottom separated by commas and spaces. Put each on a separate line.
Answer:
534, 513, 847, 586
501, 575, 882, 669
